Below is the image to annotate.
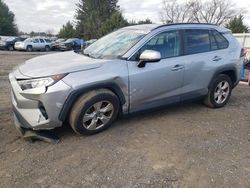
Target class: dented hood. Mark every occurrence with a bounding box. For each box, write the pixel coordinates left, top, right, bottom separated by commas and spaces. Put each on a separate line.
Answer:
18, 51, 106, 78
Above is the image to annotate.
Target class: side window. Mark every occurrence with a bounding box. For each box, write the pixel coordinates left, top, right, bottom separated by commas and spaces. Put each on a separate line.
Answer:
140, 30, 180, 59
33, 39, 39, 43
184, 29, 210, 55
212, 30, 229, 49
209, 31, 218, 50
40, 39, 45, 43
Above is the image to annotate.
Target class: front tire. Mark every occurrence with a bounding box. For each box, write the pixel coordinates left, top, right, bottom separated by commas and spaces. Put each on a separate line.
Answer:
26, 46, 33, 52
204, 74, 232, 108
69, 89, 120, 135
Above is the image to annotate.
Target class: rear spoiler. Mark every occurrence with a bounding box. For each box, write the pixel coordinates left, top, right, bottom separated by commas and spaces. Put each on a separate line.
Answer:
220, 31, 232, 35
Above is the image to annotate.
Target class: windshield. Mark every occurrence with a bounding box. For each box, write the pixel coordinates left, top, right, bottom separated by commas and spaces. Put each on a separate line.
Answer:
6, 37, 16, 41
24, 38, 32, 42
84, 29, 147, 59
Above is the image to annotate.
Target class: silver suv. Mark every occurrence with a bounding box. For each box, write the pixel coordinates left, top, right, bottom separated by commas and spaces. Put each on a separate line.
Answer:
15, 38, 51, 52
9, 24, 243, 136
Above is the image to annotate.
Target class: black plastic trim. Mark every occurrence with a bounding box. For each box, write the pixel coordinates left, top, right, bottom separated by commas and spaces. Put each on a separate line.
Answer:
58, 82, 126, 122
209, 66, 238, 89
153, 23, 217, 31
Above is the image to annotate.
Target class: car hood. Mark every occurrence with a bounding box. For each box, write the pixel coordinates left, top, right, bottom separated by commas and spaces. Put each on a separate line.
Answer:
18, 51, 106, 78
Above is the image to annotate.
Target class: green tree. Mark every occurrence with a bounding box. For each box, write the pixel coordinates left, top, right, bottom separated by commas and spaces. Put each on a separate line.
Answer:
0, 0, 18, 35
137, 18, 153, 24
226, 15, 249, 33
75, 0, 127, 39
58, 21, 77, 38
98, 12, 128, 36
129, 18, 153, 25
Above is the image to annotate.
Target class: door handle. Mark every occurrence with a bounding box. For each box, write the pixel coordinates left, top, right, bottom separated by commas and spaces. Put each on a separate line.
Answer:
212, 56, 222, 62
171, 64, 184, 71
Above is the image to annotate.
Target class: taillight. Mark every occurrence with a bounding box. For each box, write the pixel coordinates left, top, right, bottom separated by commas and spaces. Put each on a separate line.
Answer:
240, 48, 247, 57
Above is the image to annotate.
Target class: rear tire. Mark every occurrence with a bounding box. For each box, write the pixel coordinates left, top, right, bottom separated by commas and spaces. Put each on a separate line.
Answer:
45, 46, 50, 52
204, 74, 232, 108
69, 89, 120, 135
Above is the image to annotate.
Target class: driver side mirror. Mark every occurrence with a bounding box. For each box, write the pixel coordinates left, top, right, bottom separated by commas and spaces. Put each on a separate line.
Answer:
138, 50, 161, 68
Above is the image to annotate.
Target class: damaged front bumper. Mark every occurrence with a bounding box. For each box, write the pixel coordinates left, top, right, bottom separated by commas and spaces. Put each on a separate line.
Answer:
9, 70, 72, 142
13, 113, 60, 143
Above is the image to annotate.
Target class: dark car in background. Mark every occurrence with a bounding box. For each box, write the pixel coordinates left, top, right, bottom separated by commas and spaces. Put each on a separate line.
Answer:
59, 38, 85, 52
0, 37, 26, 51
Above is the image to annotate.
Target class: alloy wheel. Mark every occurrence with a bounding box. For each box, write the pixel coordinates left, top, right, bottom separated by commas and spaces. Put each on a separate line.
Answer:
82, 101, 114, 130
214, 81, 230, 104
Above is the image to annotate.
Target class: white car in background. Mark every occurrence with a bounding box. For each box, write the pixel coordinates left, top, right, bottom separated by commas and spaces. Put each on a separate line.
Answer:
15, 38, 51, 52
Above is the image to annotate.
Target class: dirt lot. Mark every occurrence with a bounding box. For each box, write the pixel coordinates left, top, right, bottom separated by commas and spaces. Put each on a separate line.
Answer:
0, 51, 249, 188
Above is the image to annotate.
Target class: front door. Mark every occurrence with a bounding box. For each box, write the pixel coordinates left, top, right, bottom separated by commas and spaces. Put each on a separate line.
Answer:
127, 30, 185, 112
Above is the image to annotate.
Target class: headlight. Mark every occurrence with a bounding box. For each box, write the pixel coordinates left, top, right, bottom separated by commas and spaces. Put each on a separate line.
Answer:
18, 74, 67, 90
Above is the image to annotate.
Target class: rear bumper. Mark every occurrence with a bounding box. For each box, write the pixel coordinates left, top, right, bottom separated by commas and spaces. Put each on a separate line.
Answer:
9, 71, 72, 131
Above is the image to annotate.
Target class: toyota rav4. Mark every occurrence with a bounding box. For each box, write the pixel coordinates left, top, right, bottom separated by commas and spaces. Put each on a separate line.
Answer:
9, 24, 243, 136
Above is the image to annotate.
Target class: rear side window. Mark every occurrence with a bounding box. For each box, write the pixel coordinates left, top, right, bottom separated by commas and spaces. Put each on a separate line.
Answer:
184, 29, 210, 55
212, 30, 229, 49
40, 39, 45, 43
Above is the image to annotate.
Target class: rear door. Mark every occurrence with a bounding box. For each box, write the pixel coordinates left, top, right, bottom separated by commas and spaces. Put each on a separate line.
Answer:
39, 39, 46, 49
32, 39, 40, 49
181, 29, 229, 101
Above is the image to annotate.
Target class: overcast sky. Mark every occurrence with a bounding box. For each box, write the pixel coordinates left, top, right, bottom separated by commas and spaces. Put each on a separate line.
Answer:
3, 0, 250, 34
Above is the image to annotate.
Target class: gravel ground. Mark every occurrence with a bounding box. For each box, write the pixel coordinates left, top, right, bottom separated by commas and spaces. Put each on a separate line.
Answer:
0, 51, 249, 188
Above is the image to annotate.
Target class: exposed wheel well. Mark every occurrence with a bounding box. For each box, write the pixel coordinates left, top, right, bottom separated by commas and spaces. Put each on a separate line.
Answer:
219, 70, 236, 85
209, 69, 238, 90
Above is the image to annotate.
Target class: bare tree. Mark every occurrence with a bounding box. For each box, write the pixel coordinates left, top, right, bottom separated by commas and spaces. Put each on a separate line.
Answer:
189, 0, 244, 25
160, 0, 194, 23
45, 29, 54, 37
160, 0, 245, 25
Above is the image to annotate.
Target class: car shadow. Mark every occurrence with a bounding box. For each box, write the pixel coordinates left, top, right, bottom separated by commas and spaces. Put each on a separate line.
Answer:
51, 100, 205, 141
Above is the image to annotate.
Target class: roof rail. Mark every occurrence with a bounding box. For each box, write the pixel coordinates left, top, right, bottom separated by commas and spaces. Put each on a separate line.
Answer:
153, 23, 218, 30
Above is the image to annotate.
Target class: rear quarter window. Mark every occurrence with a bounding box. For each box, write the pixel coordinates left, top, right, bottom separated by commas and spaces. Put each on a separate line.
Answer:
212, 30, 229, 49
